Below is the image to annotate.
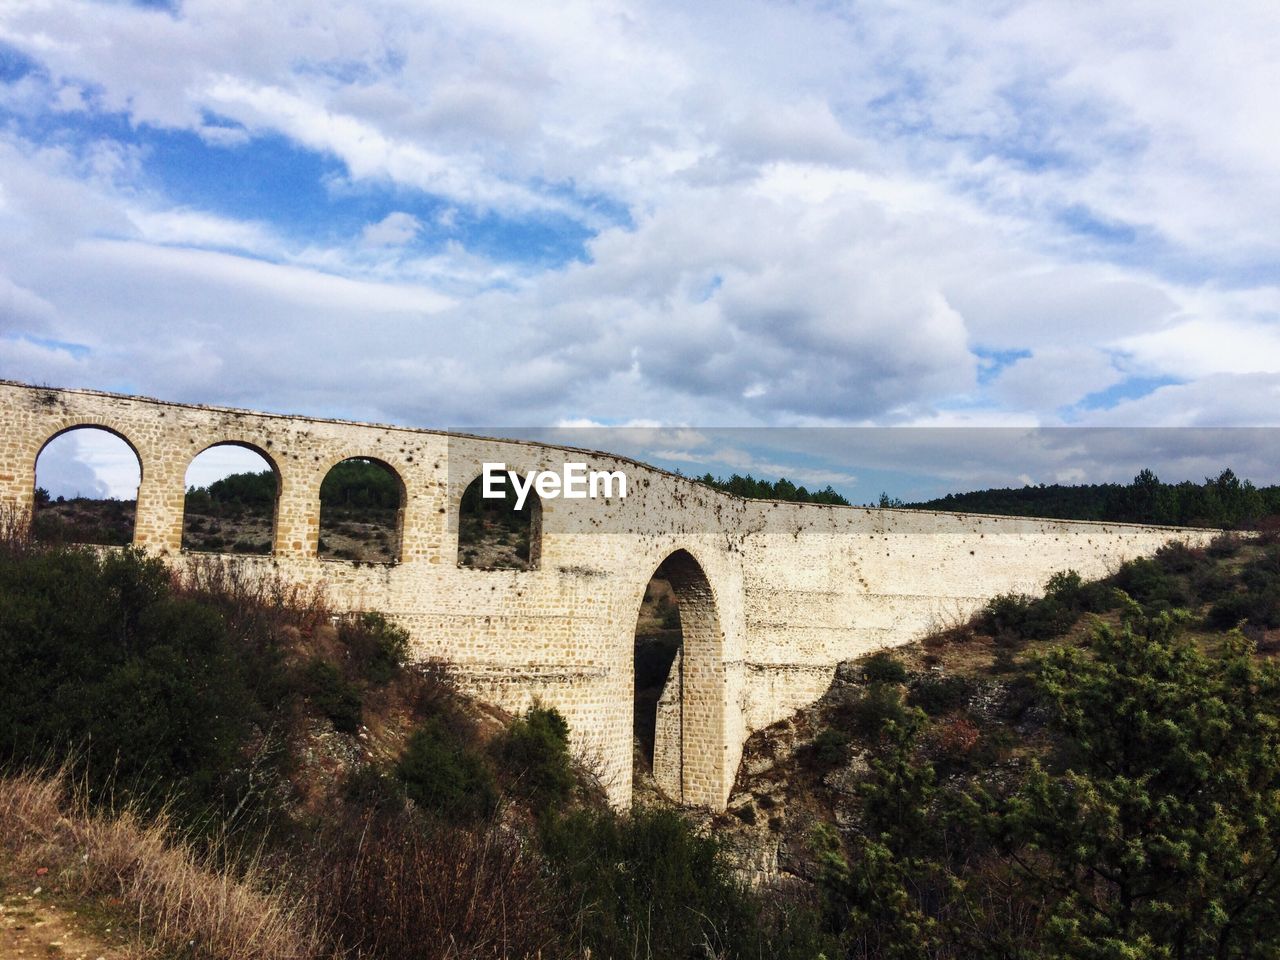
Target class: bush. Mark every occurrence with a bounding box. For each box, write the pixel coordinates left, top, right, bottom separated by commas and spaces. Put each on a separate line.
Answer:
859, 650, 908, 685
341, 764, 406, 811
1203, 548, 1280, 629
313, 810, 558, 960
301, 659, 362, 733
908, 673, 974, 716
1046, 568, 1114, 613
1207, 533, 1242, 558
1111, 556, 1192, 614
981, 570, 1104, 644
811, 728, 851, 769
396, 718, 496, 823
1192, 564, 1237, 603
1154, 540, 1204, 574
1206, 593, 1256, 630
0, 545, 269, 816
498, 704, 574, 811
840, 685, 912, 739
539, 806, 820, 960
339, 611, 409, 683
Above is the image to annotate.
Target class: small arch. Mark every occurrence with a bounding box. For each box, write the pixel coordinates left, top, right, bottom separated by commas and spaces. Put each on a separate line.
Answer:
633, 548, 725, 806
456, 472, 541, 570
182, 442, 280, 555
318, 457, 406, 563
33, 425, 142, 546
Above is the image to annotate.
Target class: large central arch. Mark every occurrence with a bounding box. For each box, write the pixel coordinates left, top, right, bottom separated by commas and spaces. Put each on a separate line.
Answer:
637, 548, 727, 806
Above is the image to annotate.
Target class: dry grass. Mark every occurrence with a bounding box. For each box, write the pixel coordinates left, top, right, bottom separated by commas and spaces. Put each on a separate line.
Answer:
0, 767, 331, 960
308, 810, 561, 960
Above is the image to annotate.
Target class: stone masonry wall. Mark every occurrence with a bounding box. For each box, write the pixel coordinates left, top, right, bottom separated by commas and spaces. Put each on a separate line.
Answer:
0, 381, 1217, 810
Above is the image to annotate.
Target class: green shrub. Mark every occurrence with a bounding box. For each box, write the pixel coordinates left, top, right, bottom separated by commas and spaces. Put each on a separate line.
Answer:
342, 764, 406, 811
981, 592, 1056, 641
859, 650, 908, 685
811, 727, 851, 769
0, 545, 266, 815
1206, 533, 1242, 558
841, 685, 911, 739
396, 718, 496, 823
1111, 556, 1192, 614
540, 807, 826, 960
1192, 564, 1237, 603
302, 658, 362, 733
340, 611, 410, 684
908, 673, 974, 716
1206, 593, 1255, 630
1202, 548, 1280, 629
498, 704, 574, 811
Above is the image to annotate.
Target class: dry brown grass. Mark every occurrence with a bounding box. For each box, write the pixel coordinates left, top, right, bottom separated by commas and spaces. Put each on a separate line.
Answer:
0, 767, 331, 960
308, 809, 561, 960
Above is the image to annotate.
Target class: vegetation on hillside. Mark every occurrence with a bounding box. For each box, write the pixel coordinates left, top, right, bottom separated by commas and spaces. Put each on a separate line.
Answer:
14, 470, 1280, 957
694, 472, 851, 505
906, 467, 1280, 529
0, 523, 826, 959
716, 530, 1280, 959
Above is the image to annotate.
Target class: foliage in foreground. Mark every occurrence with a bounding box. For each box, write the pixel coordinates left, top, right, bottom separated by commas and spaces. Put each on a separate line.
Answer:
13, 530, 1280, 959
0, 536, 826, 958
815, 601, 1280, 959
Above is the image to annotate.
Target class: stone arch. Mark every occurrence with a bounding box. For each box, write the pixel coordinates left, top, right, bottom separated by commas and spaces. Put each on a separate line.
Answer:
456, 471, 542, 571
181, 441, 281, 555
317, 456, 407, 563
636, 547, 726, 806
32, 424, 143, 546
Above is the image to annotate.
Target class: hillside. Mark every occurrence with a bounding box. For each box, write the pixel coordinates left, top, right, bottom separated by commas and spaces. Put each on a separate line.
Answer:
0, 530, 825, 960
7, 505, 1280, 956
701, 531, 1280, 957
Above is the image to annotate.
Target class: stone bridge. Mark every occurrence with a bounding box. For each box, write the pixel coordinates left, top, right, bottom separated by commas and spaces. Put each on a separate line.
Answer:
0, 381, 1212, 810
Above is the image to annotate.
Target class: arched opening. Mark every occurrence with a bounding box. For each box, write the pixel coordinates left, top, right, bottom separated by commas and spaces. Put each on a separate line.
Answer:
33, 426, 141, 546
634, 574, 682, 787
456, 473, 541, 570
318, 458, 405, 563
633, 549, 724, 806
182, 443, 279, 555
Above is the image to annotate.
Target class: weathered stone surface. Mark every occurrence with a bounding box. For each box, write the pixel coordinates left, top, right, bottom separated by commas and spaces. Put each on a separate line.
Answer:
0, 380, 1215, 811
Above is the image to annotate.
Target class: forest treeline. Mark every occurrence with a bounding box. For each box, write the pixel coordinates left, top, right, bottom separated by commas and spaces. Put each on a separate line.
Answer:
905, 468, 1279, 529
183, 458, 401, 511
73, 458, 1280, 531
693, 472, 851, 505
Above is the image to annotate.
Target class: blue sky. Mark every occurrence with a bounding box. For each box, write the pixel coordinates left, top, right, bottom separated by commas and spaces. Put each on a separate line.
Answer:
3, 0, 1280, 497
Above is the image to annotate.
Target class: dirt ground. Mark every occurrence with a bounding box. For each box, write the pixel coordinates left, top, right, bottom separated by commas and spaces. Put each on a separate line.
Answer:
1, 886, 134, 960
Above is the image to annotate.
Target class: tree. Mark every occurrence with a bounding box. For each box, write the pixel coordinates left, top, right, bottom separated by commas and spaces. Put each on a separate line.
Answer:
981, 601, 1280, 958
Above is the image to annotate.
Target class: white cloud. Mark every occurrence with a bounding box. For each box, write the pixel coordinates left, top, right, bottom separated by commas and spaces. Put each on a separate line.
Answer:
0, 0, 1275, 439
360, 211, 421, 247
991, 347, 1124, 412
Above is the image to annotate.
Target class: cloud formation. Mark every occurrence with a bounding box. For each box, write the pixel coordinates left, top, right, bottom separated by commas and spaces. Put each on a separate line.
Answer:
0, 0, 1277, 496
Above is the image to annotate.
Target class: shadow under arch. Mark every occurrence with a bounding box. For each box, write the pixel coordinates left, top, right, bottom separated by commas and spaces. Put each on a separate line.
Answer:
32, 423, 144, 546
634, 547, 726, 807
181, 441, 282, 555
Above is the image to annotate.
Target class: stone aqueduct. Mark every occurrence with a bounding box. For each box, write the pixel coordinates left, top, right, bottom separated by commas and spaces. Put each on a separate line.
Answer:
0, 381, 1213, 810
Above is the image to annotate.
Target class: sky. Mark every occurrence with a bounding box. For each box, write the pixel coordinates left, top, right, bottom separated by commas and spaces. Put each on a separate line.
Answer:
3, 0, 1280, 500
